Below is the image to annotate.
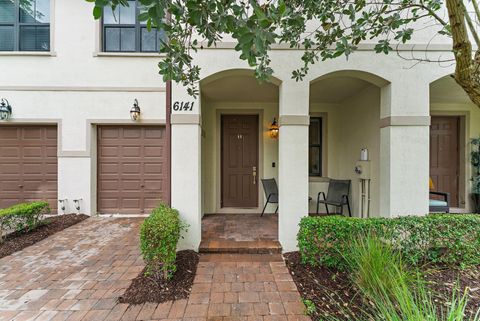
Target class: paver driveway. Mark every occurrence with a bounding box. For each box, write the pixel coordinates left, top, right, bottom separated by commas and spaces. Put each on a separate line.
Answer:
0, 217, 311, 321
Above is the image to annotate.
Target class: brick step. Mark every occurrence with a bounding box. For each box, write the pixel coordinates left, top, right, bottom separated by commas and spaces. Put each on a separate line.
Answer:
199, 240, 282, 254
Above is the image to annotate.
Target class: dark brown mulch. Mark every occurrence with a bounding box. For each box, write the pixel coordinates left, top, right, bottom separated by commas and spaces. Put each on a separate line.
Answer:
0, 214, 89, 259
284, 252, 367, 321
285, 251, 480, 321
425, 265, 480, 318
119, 250, 199, 305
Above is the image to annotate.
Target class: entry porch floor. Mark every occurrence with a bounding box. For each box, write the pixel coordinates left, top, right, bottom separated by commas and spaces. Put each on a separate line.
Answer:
200, 214, 282, 254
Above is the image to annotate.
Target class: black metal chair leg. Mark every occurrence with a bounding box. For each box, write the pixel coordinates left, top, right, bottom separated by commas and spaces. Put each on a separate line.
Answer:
347, 198, 352, 217
261, 201, 268, 216
325, 203, 329, 215
275, 206, 278, 214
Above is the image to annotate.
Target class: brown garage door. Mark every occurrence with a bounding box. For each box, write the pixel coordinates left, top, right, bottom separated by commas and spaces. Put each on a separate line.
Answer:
97, 125, 168, 214
0, 126, 58, 211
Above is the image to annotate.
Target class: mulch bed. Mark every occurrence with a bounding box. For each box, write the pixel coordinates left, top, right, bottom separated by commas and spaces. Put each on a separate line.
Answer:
284, 252, 367, 320
0, 214, 89, 259
119, 250, 199, 305
284, 251, 480, 321
425, 265, 480, 318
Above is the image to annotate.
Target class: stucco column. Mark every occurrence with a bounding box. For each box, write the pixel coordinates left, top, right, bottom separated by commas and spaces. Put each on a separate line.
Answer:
379, 81, 430, 216
278, 81, 309, 252
58, 119, 94, 216
171, 83, 202, 250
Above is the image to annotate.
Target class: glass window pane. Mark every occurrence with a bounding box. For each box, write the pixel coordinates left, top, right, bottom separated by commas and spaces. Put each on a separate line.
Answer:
35, 25, 49, 50
157, 28, 166, 51
104, 27, 120, 51
0, 0, 15, 23
309, 118, 321, 145
19, 25, 35, 50
19, 25, 49, 51
119, 1, 135, 24
0, 25, 14, 50
103, 6, 119, 24
120, 27, 135, 51
309, 147, 321, 176
35, 0, 49, 23
19, 0, 35, 23
141, 27, 156, 52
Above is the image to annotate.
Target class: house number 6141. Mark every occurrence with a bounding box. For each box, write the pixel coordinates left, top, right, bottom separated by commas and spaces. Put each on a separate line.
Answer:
173, 101, 194, 111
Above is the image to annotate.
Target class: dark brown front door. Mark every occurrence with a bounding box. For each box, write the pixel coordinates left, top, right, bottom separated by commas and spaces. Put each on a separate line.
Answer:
430, 116, 460, 207
0, 126, 58, 211
221, 115, 259, 208
97, 125, 168, 214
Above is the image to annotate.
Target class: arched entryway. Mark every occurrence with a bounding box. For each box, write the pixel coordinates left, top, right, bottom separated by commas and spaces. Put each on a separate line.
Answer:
308, 70, 389, 217
198, 69, 282, 253
429, 75, 480, 212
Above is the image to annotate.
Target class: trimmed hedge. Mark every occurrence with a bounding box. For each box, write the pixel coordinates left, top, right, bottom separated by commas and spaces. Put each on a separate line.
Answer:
298, 214, 480, 269
140, 204, 187, 280
0, 201, 51, 243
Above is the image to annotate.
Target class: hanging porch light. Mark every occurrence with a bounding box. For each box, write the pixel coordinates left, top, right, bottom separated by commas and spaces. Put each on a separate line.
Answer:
269, 117, 279, 139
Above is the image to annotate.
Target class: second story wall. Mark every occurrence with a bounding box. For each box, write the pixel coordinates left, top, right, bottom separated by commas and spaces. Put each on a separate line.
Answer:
1, 0, 166, 89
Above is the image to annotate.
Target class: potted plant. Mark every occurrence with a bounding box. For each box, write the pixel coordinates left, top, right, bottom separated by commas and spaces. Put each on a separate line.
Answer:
471, 137, 480, 213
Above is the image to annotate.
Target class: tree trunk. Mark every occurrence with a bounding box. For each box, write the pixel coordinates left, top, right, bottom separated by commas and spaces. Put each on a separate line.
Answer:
446, 0, 480, 108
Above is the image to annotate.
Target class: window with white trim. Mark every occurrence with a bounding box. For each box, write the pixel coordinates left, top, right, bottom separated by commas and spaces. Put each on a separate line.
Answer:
0, 0, 50, 51
309, 117, 323, 176
102, 0, 165, 52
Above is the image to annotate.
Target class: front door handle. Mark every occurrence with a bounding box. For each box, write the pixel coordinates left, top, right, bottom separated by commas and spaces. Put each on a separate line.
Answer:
253, 166, 257, 185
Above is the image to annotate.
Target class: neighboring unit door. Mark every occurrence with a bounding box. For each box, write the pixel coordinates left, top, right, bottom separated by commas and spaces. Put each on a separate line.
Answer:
0, 126, 58, 211
430, 116, 460, 207
97, 126, 168, 214
221, 115, 259, 208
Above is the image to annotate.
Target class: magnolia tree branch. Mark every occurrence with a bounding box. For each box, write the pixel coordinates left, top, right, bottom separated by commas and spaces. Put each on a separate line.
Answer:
445, 0, 480, 106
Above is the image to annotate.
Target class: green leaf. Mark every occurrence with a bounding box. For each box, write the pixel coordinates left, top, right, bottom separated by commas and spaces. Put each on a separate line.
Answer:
93, 6, 103, 19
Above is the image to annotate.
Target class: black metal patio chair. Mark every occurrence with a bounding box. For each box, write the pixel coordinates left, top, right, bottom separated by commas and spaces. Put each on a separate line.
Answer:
261, 178, 278, 216
261, 178, 313, 216
316, 179, 352, 217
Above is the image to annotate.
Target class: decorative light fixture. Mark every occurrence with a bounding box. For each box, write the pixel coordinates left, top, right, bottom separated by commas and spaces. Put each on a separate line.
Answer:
269, 117, 279, 139
130, 99, 141, 121
0, 98, 12, 120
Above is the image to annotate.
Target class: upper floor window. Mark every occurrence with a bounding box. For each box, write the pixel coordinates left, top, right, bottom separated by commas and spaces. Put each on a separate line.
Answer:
309, 117, 323, 177
0, 0, 50, 51
102, 0, 165, 53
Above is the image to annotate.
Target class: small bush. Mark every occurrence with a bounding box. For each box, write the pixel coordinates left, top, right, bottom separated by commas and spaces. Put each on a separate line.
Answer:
298, 214, 480, 269
0, 201, 50, 243
140, 204, 187, 280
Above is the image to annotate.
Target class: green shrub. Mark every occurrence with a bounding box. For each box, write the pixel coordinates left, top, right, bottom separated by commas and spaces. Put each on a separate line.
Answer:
298, 214, 480, 269
140, 204, 187, 280
0, 201, 50, 243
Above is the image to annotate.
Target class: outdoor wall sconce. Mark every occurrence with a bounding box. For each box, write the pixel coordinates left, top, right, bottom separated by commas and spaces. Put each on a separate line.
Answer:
58, 199, 68, 211
0, 98, 12, 120
73, 198, 82, 213
130, 99, 141, 121
269, 118, 279, 139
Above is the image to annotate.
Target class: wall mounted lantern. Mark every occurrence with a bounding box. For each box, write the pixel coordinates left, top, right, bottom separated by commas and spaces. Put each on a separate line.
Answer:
269, 118, 279, 139
130, 99, 141, 121
0, 98, 12, 120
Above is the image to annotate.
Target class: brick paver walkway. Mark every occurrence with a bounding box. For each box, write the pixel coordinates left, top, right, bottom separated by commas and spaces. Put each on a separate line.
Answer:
0, 217, 310, 321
